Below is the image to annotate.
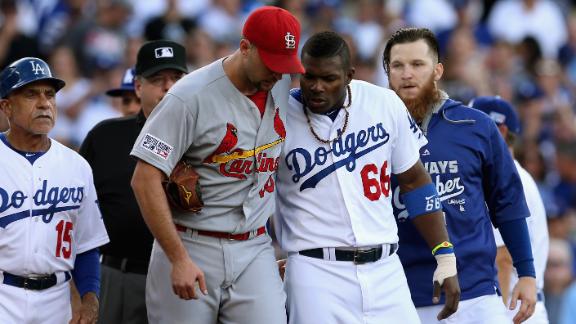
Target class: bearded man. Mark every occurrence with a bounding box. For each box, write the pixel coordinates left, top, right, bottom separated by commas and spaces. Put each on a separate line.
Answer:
384, 27, 537, 324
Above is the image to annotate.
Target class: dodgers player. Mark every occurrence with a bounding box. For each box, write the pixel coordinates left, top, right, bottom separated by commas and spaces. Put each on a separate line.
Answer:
384, 28, 537, 324
274, 31, 459, 324
470, 96, 550, 324
0, 57, 109, 324
130, 7, 304, 324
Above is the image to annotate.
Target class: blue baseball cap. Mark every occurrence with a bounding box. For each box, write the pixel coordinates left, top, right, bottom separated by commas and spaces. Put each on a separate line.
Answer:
469, 96, 521, 134
106, 68, 135, 97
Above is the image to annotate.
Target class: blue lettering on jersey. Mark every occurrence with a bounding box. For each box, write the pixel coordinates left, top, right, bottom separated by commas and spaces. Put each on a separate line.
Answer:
285, 123, 390, 191
0, 180, 84, 228
407, 111, 424, 139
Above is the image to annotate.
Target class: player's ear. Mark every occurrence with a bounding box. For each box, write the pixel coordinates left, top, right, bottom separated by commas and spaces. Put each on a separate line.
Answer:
239, 39, 251, 56
134, 76, 143, 99
433, 63, 444, 82
346, 67, 355, 84
0, 99, 12, 117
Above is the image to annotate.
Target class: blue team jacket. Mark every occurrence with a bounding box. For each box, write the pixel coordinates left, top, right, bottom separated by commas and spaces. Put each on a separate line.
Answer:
392, 99, 530, 307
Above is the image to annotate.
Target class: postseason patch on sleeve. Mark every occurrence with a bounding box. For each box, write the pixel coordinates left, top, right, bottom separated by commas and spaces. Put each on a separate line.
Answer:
140, 133, 173, 160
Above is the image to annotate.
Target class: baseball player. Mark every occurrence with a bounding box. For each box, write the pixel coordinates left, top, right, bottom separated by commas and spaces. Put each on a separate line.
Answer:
274, 31, 460, 324
384, 27, 537, 324
105, 67, 140, 116
0, 57, 109, 324
470, 96, 550, 324
130, 7, 304, 324
80, 40, 188, 324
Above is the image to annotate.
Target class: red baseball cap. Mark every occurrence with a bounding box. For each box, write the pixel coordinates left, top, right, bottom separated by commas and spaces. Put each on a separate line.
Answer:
242, 6, 305, 74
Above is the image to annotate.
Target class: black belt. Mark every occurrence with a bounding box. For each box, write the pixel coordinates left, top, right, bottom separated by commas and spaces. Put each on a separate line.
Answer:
299, 244, 398, 265
2, 271, 71, 290
101, 255, 148, 275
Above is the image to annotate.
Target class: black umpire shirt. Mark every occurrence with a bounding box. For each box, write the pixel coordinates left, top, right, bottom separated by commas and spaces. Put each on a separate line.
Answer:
80, 110, 153, 268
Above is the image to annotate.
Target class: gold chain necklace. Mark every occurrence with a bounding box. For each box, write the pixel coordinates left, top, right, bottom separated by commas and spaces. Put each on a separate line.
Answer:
304, 85, 352, 145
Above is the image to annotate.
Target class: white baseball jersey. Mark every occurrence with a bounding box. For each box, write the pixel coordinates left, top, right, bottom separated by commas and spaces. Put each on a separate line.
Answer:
494, 160, 550, 323
0, 136, 109, 275
274, 79, 427, 252
494, 160, 549, 293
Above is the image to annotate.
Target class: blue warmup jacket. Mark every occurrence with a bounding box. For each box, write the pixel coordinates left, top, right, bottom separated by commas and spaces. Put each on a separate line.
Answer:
392, 98, 530, 307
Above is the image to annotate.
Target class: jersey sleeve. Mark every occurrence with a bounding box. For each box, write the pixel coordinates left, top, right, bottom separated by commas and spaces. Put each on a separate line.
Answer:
482, 121, 530, 226
390, 94, 428, 174
75, 165, 109, 254
130, 93, 197, 176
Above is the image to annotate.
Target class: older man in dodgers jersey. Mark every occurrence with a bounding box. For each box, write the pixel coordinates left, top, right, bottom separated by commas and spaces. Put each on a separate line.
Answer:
471, 96, 550, 324
384, 27, 537, 324
0, 57, 109, 324
274, 31, 460, 324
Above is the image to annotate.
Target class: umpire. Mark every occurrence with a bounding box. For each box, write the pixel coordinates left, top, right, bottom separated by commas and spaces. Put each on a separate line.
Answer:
79, 40, 188, 324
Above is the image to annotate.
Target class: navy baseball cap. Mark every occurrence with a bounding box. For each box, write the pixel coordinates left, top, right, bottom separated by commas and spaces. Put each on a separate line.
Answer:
469, 96, 521, 134
106, 68, 135, 97
135, 40, 188, 78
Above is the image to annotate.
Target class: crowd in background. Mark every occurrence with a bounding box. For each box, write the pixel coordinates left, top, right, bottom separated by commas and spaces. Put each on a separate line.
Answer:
1, 0, 575, 322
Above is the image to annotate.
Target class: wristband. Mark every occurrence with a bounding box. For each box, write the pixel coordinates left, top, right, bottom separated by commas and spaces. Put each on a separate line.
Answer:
432, 241, 454, 256
401, 183, 441, 219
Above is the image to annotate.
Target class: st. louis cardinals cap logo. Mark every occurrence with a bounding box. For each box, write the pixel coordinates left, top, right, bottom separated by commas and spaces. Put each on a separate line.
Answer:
285, 32, 296, 49
154, 47, 174, 58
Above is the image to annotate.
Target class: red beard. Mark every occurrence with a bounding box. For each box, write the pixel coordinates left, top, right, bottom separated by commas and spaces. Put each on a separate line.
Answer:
392, 73, 440, 123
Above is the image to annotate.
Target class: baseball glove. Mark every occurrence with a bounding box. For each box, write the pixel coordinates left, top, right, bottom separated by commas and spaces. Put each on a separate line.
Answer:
163, 160, 203, 212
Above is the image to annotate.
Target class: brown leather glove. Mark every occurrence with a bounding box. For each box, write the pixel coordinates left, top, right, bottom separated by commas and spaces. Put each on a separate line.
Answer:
163, 160, 203, 212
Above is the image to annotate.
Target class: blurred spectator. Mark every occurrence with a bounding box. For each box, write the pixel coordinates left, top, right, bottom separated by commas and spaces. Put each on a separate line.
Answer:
347, 0, 384, 61
125, 0, 209, 37
105, 68, 140, 116
34, 0, 89, 55
517, 36, 543, 77
124, 36, 144, 68
559, 273, 576, 324
48, 44, 93, 148
488, 0, 567, 58
485, 39, 528, 101
185, 28, 217, 70
545, 238, 574, 324
0, 0, 41, 69
440, 26, 491, 103
436, 0, 493, 57
554, 140, 576, 211
143, 0, 196, 43
404, 0, 457, 33
70, 67, 123, 148
66, 0, 131, 77
198, 0, 244, 46
517, 142, 561, 217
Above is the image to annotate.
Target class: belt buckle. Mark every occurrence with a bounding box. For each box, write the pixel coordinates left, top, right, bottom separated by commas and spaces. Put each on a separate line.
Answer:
353, 249, 372, 265
23, 278, 29, 289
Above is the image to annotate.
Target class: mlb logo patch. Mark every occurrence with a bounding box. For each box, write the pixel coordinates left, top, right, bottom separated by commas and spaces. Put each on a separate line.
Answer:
141, 133, 173, 160
155, 47, 174, 58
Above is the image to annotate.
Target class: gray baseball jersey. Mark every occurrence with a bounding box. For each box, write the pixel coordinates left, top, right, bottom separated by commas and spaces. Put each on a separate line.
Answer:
131, 58, 290, 232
